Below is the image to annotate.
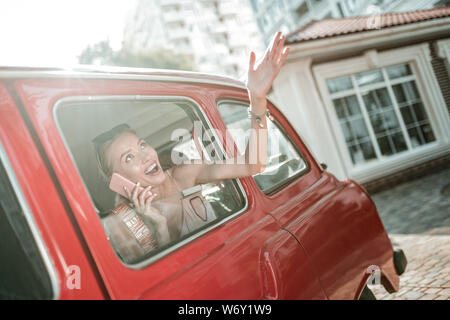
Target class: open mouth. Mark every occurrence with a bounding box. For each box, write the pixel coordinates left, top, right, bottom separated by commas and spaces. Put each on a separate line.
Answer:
145, 162, 159, 175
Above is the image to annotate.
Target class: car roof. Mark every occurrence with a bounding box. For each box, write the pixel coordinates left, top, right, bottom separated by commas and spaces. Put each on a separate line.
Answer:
0, 65, 247, 89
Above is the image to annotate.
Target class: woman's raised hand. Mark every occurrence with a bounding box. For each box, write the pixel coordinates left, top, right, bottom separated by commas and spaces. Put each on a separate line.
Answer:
246, 32, 289, 109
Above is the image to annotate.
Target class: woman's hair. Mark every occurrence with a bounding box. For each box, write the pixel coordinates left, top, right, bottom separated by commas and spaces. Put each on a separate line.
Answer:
92, 123, 136, 181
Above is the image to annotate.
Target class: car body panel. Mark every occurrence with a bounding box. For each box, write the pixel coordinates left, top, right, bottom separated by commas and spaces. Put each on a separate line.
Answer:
282, 179, 398, 299
0, 81, 105, 299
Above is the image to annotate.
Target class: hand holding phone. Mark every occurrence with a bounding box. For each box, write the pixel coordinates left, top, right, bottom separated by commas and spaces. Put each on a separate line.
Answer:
109, 173, 150, 199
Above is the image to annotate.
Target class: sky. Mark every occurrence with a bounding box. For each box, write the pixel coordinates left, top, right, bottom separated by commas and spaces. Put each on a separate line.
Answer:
0, 0, 137, 67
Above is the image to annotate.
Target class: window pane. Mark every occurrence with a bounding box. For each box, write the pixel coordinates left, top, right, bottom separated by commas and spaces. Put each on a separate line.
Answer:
401, 81, 420, 102
218, 102, 308, 194
333, 98, 346, 119
420, 124, 436, 143
360, 141, 376, 161
327, 76, 353, 93
340, 121, 353, 142
254, 120, 308, 192
392, 84, 407, 104
400, 106, 414, 125
57, 99, 247, 265
356, 70, 383, 87
333, 94, 375, 165
392, 132, 407, 153
348, 140, 376, 164
412, 103, 426, 122
370, 112, 386, 135
363, 91, 378, 113
350, 118, 370, 139
346, 95, 361, 116
407, 127, 423, 147
383, 110, 400, 130
333, 95, 361, 117
392, 79, 436, 149
363, 88, 392, 113
348, 145, 364, 164
339, 118, 370, 144
387, 64, 412, 79
0, 159, 53, 299
377, 136, 393, 155
375, 88, 393, 108
370, 111, 400, 135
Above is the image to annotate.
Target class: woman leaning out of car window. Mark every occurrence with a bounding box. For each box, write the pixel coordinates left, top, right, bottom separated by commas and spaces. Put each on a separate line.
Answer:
93, 32, 290, 264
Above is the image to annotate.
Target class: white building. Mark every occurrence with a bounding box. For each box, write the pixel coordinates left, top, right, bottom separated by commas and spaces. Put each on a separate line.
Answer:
271, 7, 450, 192
123, 0, 265, 77
249, 0, 449, 44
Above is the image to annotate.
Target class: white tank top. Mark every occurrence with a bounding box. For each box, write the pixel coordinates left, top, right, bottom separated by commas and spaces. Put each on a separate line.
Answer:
166, 170, 217, 237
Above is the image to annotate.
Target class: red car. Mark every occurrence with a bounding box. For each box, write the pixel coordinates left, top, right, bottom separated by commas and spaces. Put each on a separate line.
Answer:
0, 66, 406, 300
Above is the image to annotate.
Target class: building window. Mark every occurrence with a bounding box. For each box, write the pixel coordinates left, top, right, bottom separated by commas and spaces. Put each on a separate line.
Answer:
326, 63, 436, 165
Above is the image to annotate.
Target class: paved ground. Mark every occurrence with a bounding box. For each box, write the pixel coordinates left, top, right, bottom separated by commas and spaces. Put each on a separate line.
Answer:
368, 168, 450, 300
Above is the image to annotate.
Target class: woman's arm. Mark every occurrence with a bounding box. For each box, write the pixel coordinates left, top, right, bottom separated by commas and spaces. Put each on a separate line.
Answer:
173, 32, 290, 187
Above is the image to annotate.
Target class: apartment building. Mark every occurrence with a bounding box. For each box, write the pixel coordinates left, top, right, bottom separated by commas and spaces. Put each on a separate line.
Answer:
123, 0, 265, 77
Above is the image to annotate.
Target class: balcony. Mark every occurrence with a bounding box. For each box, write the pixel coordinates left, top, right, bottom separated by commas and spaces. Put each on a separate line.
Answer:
218, 2, 236, 17
163, 11, 184, 23
169, 28, 189, 40
210, 23, 228, 35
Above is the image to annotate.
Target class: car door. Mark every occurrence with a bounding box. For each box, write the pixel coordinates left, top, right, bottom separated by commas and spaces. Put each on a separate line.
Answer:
216, 97, 397, 299
215, 98, 329, 296
0, 80, 106, 299
12, 75, 325, 299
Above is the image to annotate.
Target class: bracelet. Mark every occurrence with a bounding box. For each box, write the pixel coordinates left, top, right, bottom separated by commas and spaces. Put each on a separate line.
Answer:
247, 108, 273, 128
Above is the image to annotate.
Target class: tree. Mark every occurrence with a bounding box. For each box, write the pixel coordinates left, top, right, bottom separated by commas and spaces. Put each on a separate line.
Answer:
78, 40, 196, 71
78, 40, 115, 66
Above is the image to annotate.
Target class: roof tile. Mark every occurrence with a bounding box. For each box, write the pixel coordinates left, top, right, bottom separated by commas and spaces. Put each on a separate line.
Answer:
287, 6, 450, 44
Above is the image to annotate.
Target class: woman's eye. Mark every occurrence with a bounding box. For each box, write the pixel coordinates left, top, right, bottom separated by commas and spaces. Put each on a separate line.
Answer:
125, 154, 133, 163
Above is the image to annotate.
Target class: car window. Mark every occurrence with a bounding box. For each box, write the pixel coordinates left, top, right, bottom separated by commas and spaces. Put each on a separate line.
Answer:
218, 101, 308, 194
55, 97, 246, 266
0, 147, 54, 299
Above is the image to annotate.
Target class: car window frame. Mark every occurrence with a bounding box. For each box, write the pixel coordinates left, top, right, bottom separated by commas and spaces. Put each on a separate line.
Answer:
216, 99, 311, 196
53, 94, 249, 269
0, 140, 60, 299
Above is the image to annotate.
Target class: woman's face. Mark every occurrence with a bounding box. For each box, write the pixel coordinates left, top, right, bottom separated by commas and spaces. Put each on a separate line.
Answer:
105, 132, 166, 187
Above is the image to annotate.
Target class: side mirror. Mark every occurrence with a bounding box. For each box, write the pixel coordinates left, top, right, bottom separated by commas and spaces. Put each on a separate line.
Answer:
320, 163, 328, 170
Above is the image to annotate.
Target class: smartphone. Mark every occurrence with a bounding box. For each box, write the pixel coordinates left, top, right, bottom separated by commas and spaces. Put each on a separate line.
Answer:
109, 173, 150, 199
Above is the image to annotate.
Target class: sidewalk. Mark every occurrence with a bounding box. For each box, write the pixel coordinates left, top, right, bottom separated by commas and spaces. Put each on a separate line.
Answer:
368, 168, 450, 300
